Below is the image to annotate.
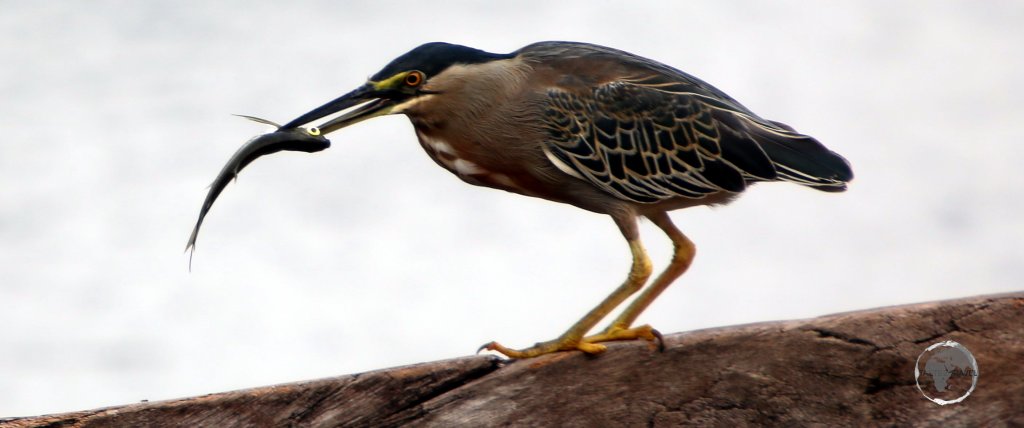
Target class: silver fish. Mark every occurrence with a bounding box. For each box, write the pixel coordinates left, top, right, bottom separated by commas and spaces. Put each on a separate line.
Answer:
186, 115, 331, 267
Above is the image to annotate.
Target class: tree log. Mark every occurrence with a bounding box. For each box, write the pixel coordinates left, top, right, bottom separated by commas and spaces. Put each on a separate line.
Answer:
4, 292, 1021, 427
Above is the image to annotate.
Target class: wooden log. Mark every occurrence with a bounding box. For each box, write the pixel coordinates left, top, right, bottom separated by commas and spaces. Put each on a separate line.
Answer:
4, 292, 1021, 427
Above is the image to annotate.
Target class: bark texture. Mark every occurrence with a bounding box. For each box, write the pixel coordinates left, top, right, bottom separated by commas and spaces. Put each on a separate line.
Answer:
4, 292, 1021, 427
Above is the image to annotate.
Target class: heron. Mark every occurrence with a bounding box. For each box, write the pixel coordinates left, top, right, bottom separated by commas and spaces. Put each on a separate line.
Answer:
188, 41, 853, 358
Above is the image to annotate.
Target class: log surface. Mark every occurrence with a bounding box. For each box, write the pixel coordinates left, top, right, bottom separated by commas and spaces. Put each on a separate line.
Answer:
4, 292, 1022, 427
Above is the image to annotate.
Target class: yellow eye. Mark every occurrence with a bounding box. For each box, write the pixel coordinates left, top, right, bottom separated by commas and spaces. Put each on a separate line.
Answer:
404, 71, 424, 87
307, 127, 321, 136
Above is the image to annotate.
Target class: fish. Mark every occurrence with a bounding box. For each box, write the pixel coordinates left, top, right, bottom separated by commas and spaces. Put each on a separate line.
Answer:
186, 115, 331, 268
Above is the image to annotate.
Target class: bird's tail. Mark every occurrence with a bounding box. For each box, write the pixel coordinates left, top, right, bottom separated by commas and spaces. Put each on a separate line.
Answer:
757, 121, 853, 192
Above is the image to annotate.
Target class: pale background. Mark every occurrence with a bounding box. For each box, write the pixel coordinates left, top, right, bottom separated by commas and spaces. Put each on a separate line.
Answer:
2, 0, 1021, 417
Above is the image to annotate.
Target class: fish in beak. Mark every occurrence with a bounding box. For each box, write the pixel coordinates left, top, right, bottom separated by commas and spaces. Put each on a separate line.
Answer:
185, 115, 329, 268
186, 82, 404, 267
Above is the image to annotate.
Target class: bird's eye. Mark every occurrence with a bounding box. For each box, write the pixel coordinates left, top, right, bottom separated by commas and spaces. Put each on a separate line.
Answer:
404, 71, 424, 87
307, 127, 321, 136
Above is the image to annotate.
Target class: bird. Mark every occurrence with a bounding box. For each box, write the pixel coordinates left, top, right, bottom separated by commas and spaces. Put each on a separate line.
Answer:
247, 41, 853, 359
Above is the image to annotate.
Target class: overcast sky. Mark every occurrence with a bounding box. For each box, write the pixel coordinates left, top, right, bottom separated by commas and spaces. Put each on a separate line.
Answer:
2, 0, 1021, 417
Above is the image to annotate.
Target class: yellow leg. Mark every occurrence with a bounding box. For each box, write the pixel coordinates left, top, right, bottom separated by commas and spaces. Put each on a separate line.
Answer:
585, 212, 695, 343
481, 218, 653, 358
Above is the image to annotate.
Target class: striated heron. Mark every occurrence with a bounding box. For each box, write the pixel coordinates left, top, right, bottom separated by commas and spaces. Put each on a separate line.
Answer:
190, 41, 853, 359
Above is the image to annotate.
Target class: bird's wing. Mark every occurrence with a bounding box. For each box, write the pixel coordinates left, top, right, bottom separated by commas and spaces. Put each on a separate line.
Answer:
523, 42, 852, 201
541, 79, 788, 204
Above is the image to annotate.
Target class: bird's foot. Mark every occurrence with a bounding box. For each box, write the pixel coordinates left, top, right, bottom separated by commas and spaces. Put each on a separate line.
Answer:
583, 324, 664, 351
478, 337, 607, 359
477, 324, 663, 359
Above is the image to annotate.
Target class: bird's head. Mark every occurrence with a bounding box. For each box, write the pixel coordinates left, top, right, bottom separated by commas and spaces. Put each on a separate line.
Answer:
280, 42, 512, 134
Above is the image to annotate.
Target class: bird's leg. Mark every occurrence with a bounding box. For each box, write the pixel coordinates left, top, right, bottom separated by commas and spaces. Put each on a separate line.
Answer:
584, 212, 695, 344
481, 216, 653, 358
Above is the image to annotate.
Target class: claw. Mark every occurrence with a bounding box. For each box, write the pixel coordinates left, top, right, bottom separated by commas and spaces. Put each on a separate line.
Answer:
477, 338, 606, 359
651, 328, 665, 352
481, 341, 530, 358
477, 341, 498, 355
479, 324, 664, 358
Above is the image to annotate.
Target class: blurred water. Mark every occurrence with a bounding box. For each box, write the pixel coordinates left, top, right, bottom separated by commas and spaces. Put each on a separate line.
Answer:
1, 0, 1021, 417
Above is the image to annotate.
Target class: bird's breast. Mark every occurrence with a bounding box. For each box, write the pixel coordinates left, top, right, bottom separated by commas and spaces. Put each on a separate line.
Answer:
415, 130, 529, 194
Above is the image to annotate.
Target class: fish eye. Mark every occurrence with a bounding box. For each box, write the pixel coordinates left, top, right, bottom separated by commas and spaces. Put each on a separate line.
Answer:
307, 127, 321, 136
404, 71, 424, 87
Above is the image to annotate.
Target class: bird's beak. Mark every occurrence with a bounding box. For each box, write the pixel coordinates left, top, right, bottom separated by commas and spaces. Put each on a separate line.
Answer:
280, 84, 395, 134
